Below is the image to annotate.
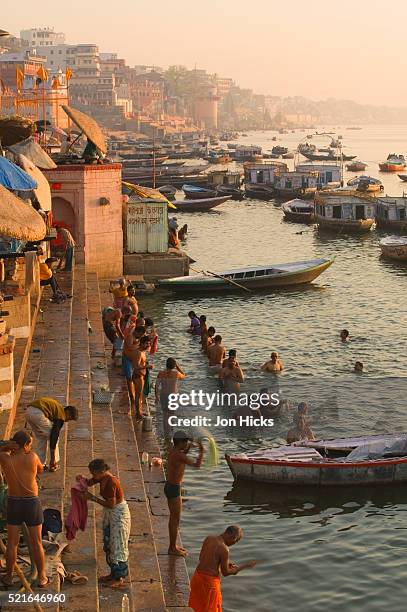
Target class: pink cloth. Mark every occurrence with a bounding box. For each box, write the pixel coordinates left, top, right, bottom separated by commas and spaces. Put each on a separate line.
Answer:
65, 477, 88, 541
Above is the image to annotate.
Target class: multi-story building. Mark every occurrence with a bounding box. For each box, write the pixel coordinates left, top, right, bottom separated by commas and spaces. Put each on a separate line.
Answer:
20, 27, 65, 47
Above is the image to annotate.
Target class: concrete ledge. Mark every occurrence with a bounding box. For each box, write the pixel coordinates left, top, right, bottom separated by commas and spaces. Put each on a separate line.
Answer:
124, 253, 189, 280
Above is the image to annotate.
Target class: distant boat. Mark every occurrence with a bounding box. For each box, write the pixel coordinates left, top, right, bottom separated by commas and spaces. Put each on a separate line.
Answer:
376, 197, 407, 231
379, 236, 407, 260
346, 176, 383, 193
315, 190, 377, 233
173, 195, 230, 212
282, 151, 295, 159
346, 160, 367, 172
282, 199, 315, 223
182, 184, 217, 199
216, 184, 245, 200
302, 150, 356, 162
379, 154, 406, 172
157, 184, 177, 200
398, 174, 407, 182
157, 258, 334, 293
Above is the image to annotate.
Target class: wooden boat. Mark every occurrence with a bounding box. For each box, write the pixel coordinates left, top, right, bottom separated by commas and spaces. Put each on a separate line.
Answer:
379, 236, 407, 260
376, 197, 407, 231
346, 176, 383, 193
282, 199, 315, 223
302, 150, 356, 162
398, 174, 407, 182
173, 195, 230, 212
216, 185, 245, 200
379, 154, 406, 172
157, 258, 334, 293
157, 184, 177, 200
282, 151, 294, 159
315, 190, 376, 233
273, 171, 318, 200
244, 184, 275, 200
346, 160, 367, 172
226, 433, 407, 486
182, 184, 217, 199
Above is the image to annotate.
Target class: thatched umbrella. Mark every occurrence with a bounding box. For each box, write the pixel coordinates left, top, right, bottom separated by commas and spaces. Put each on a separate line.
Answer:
16, 154, 52, 211
0, 116, 35, 147
0, 185, 46, 241
62, 105, 107, 153
8, 137, 57, 170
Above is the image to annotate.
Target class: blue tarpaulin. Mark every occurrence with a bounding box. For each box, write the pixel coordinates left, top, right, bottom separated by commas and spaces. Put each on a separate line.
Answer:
0, 156, 38, 191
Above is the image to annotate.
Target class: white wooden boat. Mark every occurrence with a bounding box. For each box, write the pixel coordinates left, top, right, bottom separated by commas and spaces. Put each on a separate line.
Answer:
379, 236, 407, 261
282, 199, 315, 223
226, 433, 407, 486
315, 190, 376, 233
376, 197, 407, 231
157, 258, 334, 293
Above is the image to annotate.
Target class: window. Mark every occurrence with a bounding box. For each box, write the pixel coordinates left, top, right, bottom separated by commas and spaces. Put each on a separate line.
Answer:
399, 209, 406, 220
233, 272, 245, 279
333, 205, 342, 219
355, 205, 365, 220
244, 271, 255, 278
255, 270, 266, 277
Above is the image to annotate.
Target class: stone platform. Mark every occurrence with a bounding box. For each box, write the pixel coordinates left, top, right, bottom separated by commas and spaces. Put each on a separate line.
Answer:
0, 264, 191, 611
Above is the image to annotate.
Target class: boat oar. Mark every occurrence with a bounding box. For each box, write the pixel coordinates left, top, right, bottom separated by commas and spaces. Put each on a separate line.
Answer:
190, 266, 252, 293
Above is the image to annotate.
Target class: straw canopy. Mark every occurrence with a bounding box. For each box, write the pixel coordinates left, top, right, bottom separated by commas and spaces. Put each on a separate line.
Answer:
0, 116, 35, 147
62, 105, 107, 154
0, 185, 46, 241
8, 137, 57, 170
17, 154, 52, 211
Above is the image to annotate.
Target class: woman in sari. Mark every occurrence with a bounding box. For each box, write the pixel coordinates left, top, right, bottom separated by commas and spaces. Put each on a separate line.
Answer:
83, 459, 131, 588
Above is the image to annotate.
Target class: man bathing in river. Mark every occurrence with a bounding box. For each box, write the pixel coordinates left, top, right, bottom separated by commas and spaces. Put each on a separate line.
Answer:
165, 431, 204, 556
130, 336, 152, 420
155, 358, 186, 411
122, 325, 146, 414
219, 350, 244, 393
207, 335, 226, 372
189, 525, 256, 612
261, 351, 284, 373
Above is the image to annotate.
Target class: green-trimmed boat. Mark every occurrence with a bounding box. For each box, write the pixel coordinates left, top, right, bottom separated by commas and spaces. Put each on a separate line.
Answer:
157, 258, 334, 294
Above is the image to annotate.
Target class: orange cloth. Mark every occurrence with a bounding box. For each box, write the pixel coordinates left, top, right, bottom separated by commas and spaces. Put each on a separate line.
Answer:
189, 570, 222, 612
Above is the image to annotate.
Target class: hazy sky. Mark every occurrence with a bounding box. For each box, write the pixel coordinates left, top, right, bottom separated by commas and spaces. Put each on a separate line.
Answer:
5, 0, 407, 106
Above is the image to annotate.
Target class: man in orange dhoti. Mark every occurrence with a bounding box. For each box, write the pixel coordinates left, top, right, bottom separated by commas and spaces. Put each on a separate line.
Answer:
189, 525, 256, 612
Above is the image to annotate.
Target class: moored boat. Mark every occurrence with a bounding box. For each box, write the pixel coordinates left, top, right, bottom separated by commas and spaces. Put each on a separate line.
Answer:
379, 236, 407, 260
315, 190, 376, 233
273, 170, 318, 200
346, 160, 367, 172
379, 154, 406, 172
376, 196, 407, 231
173, 195, 230, 212
226, 433, 407, 486
157, 258, 334, 293
346, 176, 383, 193
282, 199, 315, 223
398, 174, 407, 182
182, 184, 217, 199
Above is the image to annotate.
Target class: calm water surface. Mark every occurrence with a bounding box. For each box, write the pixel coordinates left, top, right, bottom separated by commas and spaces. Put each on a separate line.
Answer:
142, 126, 407, 611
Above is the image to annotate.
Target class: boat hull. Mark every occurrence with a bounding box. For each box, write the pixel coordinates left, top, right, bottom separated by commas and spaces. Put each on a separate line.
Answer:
283, 210, 315, 223
158, 259, 334, 293
244, 184, 275, 200
380, 243, 407, 261
226, 454, 407, 485
183, 188, 217, 199
379, 163, 405, 172
173, 195, 230, 212
376, 217, 407, 232
316, 216, 375, 233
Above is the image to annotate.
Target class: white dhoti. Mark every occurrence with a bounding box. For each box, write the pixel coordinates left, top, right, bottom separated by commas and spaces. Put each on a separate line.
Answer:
103, 501, 131, 571
26, 406, 60, 465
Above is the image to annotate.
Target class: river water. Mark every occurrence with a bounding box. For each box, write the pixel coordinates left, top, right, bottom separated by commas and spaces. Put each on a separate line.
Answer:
141, 126, 407, 612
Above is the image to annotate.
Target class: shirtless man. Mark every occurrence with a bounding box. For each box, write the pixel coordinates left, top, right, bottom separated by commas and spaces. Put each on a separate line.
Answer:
165, 431, 204, 557
122, 325, 146, 414
0, 430, 47, 588
202, 326, 216, 354
155, 358, 186, 411
189, 525, 256, 612
219, 350, 244, 393
287, 414, 315, 444
207, 335, 226, 372
130, 335, 152, 420
102, 308, 123, 358
261, 351, 284, 373
123, 285, 138, 316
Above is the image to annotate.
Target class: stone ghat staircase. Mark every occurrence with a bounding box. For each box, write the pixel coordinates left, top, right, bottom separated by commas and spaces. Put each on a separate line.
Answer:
3, 264, 191, 612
